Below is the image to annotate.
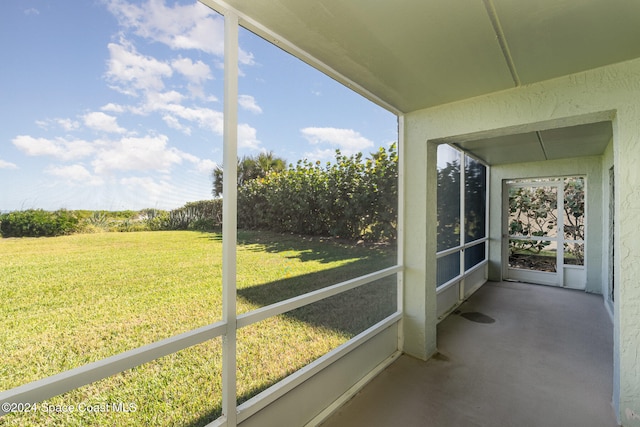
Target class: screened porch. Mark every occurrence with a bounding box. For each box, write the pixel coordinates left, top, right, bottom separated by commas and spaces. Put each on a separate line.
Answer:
3, 1, 640, 426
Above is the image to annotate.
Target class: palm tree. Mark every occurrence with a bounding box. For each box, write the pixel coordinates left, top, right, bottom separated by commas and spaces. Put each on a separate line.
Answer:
212, 151, 286, 197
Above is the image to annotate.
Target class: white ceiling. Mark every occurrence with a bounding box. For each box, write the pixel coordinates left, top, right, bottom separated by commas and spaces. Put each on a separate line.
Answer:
452, 121, 613, 165
200, 0, 633, 162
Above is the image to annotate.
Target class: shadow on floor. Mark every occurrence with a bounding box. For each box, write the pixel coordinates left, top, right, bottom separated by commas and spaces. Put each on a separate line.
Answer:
322, 281, 616, 427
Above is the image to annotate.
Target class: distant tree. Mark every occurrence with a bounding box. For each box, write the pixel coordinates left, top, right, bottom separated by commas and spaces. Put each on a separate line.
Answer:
236, 143, 398, 241
212, 151, 286, 197
436, 160, 461, 251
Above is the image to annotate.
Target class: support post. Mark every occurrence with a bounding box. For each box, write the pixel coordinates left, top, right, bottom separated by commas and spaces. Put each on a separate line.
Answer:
397, 115, 405, 352
222, 10, 239, 427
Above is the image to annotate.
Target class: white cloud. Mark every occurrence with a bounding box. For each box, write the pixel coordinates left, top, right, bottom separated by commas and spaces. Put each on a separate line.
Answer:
123, 90, 220, 136
145, 101, 224, 135
83, 112, 126, 134
12, 131, 214, 184
35, 118, 81, 131
92, 135, 183, 174
301, 127, 374, 159
193, 158, 217, 174
239, 94, 262, 114
304, 148, 336, 162
105, 39, 173, 95
171, 57, 212, 85
45, 164, 104, 186
119, 176, 175, 200
162, 114, 191, 135
101, 103, 127, 113
171, 57, 213, 99
105, 0, 254, 65
12, 136, 95, 161
238, 123, 261, 150
57, 118, 81, 132
179, 152, 217, 174
0, 159, 18, 170
24, 8, 39, 15
127, 89, 260, 148
140, 90, 186, 113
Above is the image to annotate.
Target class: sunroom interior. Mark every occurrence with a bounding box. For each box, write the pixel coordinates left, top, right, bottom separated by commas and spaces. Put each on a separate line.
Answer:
3, 0, 640, 426
197, 0, 637, 425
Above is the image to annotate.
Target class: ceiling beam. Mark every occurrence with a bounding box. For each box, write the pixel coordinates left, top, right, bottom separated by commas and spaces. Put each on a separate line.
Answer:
535, 131, 549, 160
482, 0, 520, 87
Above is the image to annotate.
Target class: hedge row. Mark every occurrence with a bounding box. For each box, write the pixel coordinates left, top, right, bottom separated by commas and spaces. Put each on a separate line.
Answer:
0, 209, 80, 237
237, 144, 397, 242
1, 145, 397, 242
0, 200, 223, 238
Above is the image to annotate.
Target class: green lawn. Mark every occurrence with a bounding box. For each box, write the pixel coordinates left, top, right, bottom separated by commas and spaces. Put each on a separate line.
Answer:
0, 230, 396, 426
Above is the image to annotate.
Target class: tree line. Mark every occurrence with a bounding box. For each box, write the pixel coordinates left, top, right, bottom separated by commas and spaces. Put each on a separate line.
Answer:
230, 144, 397, 242
1, 145, 398, 242
0, 201, 223, 238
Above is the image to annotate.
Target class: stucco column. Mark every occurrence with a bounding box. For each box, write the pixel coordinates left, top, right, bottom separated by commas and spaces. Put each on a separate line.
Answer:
402, 120, 438, 360
613, 109, 640, 426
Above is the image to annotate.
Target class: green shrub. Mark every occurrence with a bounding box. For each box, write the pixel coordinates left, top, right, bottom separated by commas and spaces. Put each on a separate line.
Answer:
110, 218, 150, 232
168, 200, 222, 230
144, 210, 171, 231
0, 209, 80, 237
237, 143, 397, 242
188, 218, 217, 231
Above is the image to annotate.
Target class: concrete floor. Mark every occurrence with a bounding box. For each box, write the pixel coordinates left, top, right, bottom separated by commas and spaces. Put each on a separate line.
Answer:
321, 281, 617, 427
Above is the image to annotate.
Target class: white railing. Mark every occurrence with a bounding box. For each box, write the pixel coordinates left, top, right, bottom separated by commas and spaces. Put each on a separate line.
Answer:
0, 322, 227, 413
237, 266, 401, 329
435, 237, 488, 294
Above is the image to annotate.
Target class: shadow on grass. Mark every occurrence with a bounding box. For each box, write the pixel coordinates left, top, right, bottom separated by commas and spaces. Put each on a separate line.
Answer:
201, 229, 394, 264
185, 276, 397, 426
185, 231, 398, 427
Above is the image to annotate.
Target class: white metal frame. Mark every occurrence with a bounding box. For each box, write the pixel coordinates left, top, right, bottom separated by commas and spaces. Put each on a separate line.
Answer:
435, 145, 490, 299
1, 6, 405, 427
503, 176, 586, 289
221, 11, 239, 425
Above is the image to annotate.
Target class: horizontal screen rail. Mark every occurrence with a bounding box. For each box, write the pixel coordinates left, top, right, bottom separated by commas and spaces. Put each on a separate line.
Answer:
508, 235, 558, 242
436, 259, 488, 294
237, 265, 402, 329
0, 321, 227, 415
436, 237, 487, 258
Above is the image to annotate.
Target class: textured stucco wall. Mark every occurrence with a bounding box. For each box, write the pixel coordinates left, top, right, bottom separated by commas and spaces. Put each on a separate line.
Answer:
403, 57, 640, 425
402, 137, 437, 360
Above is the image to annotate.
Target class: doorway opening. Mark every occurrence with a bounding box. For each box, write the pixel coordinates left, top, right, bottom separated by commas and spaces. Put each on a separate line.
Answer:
504, 176, 586, 289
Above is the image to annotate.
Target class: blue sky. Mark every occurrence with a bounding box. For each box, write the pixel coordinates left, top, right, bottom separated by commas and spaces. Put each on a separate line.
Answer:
0, 0, 397, 211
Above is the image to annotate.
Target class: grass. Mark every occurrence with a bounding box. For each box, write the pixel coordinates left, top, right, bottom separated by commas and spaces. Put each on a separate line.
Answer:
0, 230, 396, 426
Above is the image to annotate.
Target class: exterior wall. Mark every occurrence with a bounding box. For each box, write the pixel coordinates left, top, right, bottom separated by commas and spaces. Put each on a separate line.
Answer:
402, 137, 438, 360
436, 263, 488, 321
403, 57, 640, 425
489, 156, 603, 294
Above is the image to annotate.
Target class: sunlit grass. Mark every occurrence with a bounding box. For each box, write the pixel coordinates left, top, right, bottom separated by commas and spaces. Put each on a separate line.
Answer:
0, 230, 395, 426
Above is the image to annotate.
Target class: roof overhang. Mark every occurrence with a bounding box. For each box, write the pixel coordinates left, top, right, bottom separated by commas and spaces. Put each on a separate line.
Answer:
201, 0, 640, 114
452, 121, 613, 165
200, 0, 635, 162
